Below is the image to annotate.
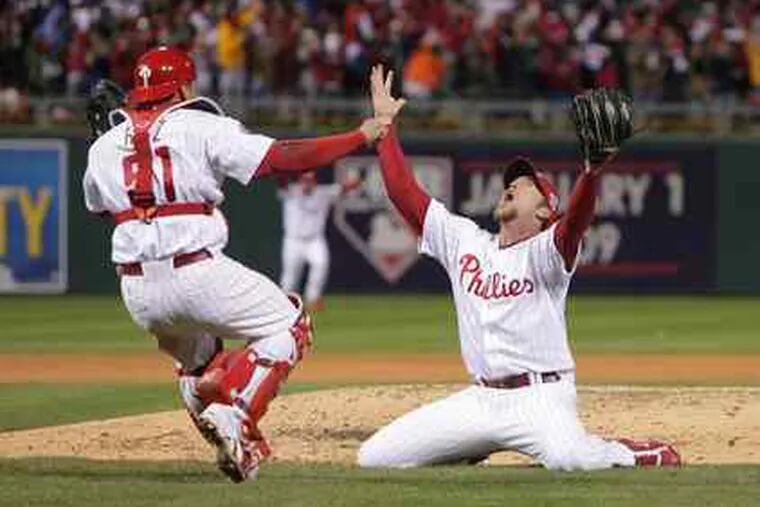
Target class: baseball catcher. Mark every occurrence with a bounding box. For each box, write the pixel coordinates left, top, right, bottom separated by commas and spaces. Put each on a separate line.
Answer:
83, 47, 389, 482
358, 66, 680, 470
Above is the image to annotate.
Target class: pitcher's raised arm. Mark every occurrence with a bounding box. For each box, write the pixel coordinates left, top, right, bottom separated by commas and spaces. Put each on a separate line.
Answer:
376, 126, 431, 236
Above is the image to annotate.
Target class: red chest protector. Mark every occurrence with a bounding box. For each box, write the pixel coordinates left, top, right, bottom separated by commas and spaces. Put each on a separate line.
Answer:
112, 103, 213, 225
125, 107, 162, 221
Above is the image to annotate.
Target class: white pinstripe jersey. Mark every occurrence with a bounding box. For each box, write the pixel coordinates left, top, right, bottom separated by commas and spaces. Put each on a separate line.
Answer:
83, 98, 274, 263
419, 199, 577, 380
279, 184, 341, 240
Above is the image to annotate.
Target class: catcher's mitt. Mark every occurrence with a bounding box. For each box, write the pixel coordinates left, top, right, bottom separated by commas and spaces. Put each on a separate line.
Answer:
86, 79, 126, 142
571, 88, 633, 166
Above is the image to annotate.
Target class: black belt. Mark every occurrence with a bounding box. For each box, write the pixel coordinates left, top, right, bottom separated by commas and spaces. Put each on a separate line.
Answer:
479, 371, 563, 390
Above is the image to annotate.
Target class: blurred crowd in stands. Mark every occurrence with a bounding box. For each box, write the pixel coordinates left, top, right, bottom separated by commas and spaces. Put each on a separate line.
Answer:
3, 0, 760, 122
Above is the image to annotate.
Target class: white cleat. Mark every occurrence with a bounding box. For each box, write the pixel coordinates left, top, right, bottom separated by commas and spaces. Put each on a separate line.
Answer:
197, 403, 270, 483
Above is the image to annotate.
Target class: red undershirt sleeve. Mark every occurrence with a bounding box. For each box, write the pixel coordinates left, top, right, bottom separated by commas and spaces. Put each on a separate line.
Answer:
255, 130, 367, 178
554, 169, 600, 271
377, 125, 431, 236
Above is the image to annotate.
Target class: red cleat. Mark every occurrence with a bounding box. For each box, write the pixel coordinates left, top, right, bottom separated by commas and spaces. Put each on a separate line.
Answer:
618, 438, 682, 467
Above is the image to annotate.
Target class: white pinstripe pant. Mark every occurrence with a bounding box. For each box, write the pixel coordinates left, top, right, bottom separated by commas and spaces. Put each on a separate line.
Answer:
120, 253, 300, 372
357, 375, 636, 470
280, 236, 330, 304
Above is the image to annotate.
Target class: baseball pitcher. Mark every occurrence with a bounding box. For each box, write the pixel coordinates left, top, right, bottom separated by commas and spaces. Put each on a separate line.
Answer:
278, 171, 361, 312
358, 65, 681, 470
83, 47, 388, 482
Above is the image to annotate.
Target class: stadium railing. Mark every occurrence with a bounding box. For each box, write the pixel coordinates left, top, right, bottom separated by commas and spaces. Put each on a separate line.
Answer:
7, 96, 760, 136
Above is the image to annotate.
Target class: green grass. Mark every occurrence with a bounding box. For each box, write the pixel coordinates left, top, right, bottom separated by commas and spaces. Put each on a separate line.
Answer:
0, 382, 335, 432
0, 459, 758, 507
0, 383, 177, 432
1, 296, 757, 506
1, 294, 759, 354
566, 296, 760, 353
0, 295, 146, 352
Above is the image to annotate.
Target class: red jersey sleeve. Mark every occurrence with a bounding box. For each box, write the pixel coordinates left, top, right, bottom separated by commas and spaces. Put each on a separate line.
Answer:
376, 125, 431, 236
553, 169, 600, 270
255, 130, 366, 178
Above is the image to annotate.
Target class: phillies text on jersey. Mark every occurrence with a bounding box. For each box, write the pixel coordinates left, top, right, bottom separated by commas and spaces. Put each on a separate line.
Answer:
419, 199, 578, 380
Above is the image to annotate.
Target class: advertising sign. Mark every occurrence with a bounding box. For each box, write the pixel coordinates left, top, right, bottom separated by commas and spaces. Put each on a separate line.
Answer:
0, 140, 68, 293
326, 144, 715, 292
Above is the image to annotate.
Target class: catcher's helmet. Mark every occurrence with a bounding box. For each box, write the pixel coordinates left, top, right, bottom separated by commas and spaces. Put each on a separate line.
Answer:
502, 157, 560, 219
127, 46, 196, 106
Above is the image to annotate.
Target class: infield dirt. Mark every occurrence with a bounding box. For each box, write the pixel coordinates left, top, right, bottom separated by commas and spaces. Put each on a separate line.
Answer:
1, 385, 759, 466
3, 352, 760, 466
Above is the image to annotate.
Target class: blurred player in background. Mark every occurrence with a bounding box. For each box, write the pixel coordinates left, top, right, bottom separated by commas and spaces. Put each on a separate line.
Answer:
83, 46, 388, 482
358, 65, 681, 470
279, 171, 361, 312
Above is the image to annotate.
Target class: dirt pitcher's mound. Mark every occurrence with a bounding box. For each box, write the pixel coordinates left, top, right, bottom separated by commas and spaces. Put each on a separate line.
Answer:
1, 385, 759, 466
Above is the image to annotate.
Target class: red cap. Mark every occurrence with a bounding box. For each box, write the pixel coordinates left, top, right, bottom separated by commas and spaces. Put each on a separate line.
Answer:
502, 157, 560, 220
127, 46, 196, 106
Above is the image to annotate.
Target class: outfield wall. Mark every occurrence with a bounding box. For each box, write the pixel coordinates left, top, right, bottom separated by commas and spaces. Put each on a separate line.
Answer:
0, 129, 757, 294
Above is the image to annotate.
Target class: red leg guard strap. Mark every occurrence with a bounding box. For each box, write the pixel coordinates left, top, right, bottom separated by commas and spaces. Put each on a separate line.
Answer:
196, 348, 256, 406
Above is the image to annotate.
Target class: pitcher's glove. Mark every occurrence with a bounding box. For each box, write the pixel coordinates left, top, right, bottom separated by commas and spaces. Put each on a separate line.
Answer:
571, 88, 634, 166
86, 79, 125, 142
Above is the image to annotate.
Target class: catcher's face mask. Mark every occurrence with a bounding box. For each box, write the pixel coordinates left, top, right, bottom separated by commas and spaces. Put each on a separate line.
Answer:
497, 157, 560, 226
